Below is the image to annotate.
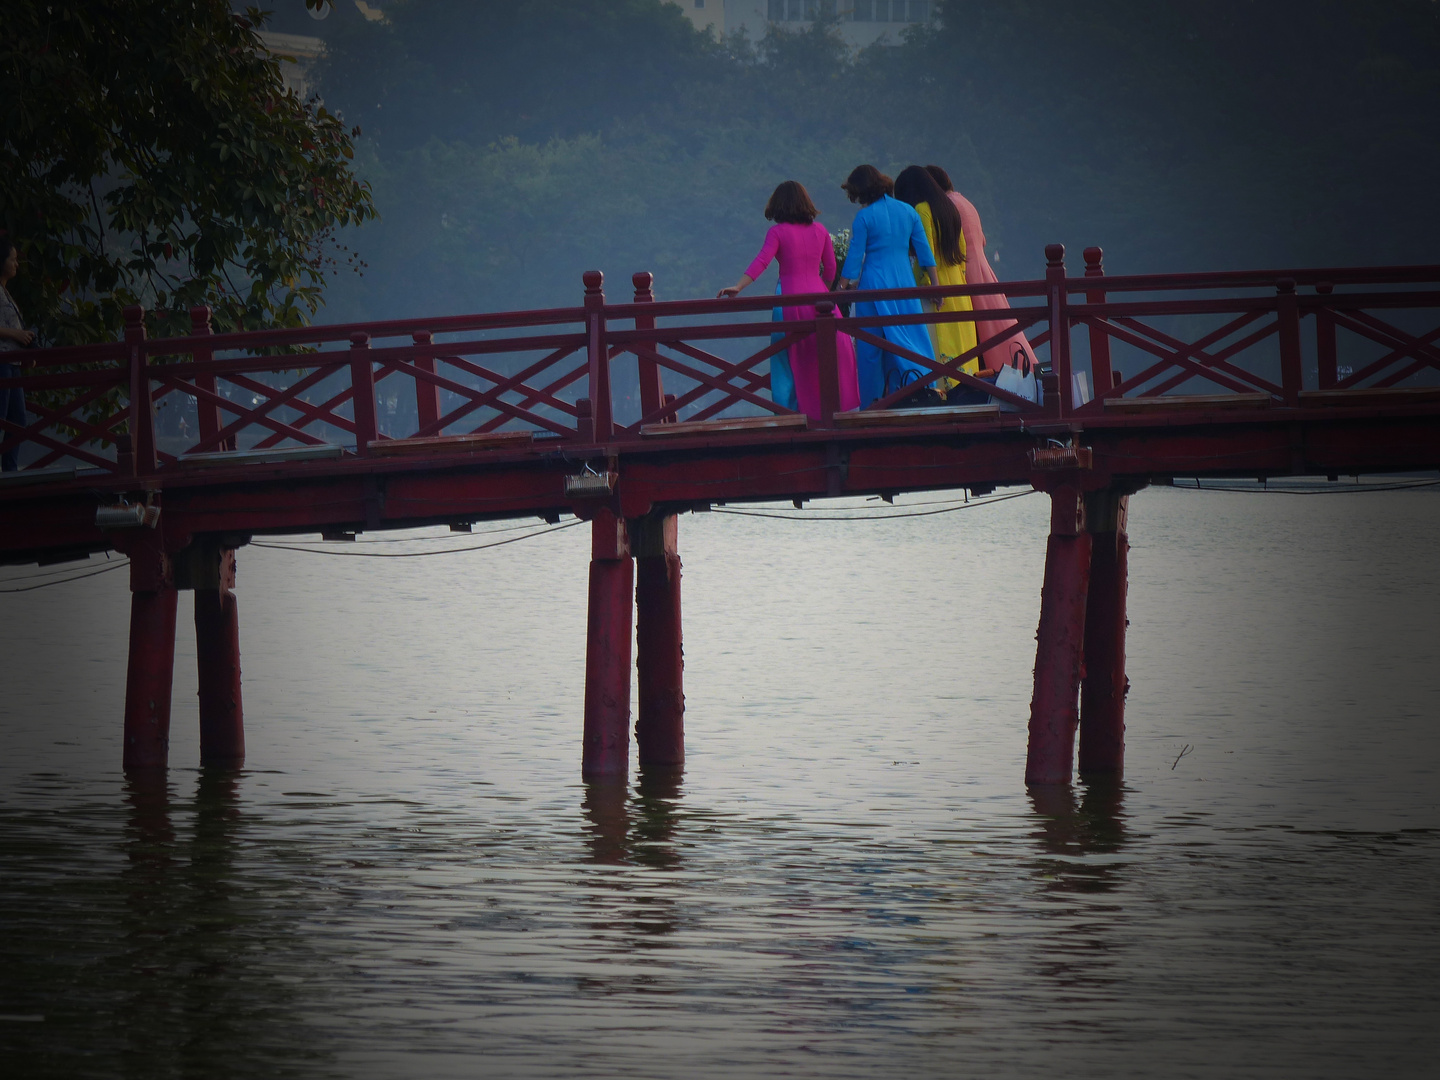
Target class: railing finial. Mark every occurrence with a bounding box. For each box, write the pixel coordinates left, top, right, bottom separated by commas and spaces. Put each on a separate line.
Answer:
632, 271, 654, 302
583, 270, 604, 296
1045, 244, 1066, 269
1083, 247, 1104, 276
189, 305, 212, 334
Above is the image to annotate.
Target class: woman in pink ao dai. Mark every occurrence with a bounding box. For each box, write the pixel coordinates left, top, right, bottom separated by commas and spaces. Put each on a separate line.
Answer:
718, 181, 860, 420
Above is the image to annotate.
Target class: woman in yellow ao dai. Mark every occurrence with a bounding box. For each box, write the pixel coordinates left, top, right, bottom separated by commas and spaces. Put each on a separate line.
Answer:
894, 165, 978, 383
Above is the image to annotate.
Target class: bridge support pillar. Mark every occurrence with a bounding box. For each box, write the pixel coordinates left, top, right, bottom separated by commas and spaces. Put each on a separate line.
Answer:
1025, 486, 1092, 786
122, 535, 178, 772
1079, 491, 1129, 776
583, 508, 634, 777
633, 512, 684, 768
190, 547, 245, 768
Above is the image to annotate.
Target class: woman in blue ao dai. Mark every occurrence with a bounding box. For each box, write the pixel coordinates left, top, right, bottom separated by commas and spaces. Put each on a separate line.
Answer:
836, 165, 940, 408
718, 181, 860, 420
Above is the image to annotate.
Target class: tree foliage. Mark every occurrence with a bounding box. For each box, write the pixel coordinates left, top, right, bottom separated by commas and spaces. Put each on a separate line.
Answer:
0, 0, 376, 345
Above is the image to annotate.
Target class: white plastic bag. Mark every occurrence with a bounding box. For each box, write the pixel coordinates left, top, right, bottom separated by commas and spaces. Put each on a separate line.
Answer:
995, 357, 1039, 412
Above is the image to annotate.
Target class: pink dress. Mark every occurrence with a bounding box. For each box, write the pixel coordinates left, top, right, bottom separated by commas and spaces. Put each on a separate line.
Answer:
744, 222, 860, 419
947, 191, 1040, 372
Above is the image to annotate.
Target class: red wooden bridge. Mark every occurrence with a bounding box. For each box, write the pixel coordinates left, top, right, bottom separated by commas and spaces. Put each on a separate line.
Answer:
4, 245, 1439, 785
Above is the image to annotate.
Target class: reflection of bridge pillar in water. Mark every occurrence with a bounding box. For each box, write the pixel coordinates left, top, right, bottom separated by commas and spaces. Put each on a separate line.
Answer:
582, 507, 634, 777
633, 511, 684, 768
1080, 490, 1129, 776
582, 778, 631, 865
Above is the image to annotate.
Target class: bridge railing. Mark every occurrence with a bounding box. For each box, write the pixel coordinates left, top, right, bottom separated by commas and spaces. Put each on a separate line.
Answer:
1060, 248, 1440, 416
4, 248, 1440, 481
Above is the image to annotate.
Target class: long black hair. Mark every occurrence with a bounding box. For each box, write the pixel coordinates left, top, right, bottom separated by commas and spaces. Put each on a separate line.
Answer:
893, 165, 963, 267
924, 164, 954, 192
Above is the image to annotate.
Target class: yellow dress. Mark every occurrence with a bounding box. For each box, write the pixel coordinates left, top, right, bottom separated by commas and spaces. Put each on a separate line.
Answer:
916, 202, 979, 385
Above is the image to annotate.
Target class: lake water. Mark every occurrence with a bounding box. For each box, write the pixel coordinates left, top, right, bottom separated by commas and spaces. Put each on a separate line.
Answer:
2, 484, 1437, 1078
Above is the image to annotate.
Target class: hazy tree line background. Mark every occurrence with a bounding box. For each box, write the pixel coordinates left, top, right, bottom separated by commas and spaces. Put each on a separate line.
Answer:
262, 0, 1440, 323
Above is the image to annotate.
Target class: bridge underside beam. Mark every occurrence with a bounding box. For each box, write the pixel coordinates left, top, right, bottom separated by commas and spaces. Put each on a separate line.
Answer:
4, 411, 1440, 560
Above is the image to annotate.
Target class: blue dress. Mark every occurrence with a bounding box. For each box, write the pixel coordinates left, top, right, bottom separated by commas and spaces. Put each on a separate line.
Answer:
840, 195, 937, 407
769, 281, 798, 412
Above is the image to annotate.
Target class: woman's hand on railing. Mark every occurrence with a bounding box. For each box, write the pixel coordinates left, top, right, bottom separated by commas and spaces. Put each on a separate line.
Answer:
835, 277, 856, 291
717, 273, 755, 299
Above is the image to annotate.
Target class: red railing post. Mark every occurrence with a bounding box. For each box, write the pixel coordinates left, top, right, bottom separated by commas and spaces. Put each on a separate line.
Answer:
1083, 247, 1112, 398
188, 305, 232, 452
1315, 282, 1338, 389
1277, 277, 1303, 406
349, 331, 378, 453
412, 329, 441, 435
583, 271, 612, 440
575, 397, 595, 443
633, 272, 664, 418
815, 300, 841, 427
1045, 244, 1073, 416
124, 305, 156, 476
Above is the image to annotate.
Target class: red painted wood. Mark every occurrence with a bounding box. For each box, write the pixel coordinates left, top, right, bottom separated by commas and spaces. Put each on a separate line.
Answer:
1025, 487, 1091, 786
124, 305, 156, 477
189, 306, 229, 452
349, 332, 379, 453
633, 272, 665, 419
1045, 245, 1073, 416
195, 548, 244, 768
1083, 247, 1113, 394
124, 572, 179, 772
1315, 285, 1338, 389
1276, 278, 1304, 406
815, 300, 841, 427
635, 513, 683, 768
411, 330, 443, 434
583, 508, 633, 777
584, 271, 612, 441
1079, 493, 1128, 776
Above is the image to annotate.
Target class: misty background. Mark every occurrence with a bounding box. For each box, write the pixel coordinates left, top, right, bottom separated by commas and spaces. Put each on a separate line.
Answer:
256, 0, 1440, 322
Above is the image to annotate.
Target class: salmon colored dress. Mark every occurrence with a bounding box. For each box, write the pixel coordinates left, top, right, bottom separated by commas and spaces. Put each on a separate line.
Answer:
946, 190, 1040, 371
